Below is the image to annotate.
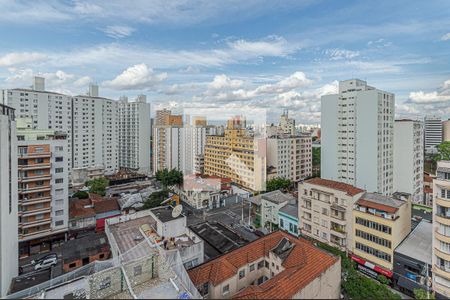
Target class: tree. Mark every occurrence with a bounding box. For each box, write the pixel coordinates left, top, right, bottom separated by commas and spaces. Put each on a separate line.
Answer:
155, 168, 183, 188
312, 147, 321, 167
86, 177, 109, 196
414, 289, 435, 299
143, 190, 169, 209
266, 177, 292, 192
72, 191, 89, 199
435, 141, 450, 161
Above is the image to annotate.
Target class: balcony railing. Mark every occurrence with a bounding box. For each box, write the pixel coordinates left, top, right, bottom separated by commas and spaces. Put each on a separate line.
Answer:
18, 163, 51, 170
19, 151, 51, 158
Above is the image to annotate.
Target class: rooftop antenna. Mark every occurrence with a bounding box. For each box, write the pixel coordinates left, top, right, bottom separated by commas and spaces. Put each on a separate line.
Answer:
172, 204, 183, 218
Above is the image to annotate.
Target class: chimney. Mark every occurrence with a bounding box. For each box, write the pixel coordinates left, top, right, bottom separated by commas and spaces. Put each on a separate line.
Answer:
33, 76, 45, 91
89, 84, 99, 97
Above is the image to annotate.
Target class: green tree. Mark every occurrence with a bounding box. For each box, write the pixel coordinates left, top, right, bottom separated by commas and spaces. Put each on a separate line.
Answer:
155, 168, 183, 188
312, 147, 321, 167
85, 177, 109, 196
143, 190, 169, 209
435, 141, 450, 161
413, 289, 434, 299
72, 191, 89, 199
266, 177, 292, 192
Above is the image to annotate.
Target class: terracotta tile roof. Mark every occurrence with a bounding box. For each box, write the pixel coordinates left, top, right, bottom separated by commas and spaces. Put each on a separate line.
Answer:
305, 177, 365, 196
356, 199, 398, 213
94, 198, 120, 214
188, 231, 339, 299
69, 198, 95, 219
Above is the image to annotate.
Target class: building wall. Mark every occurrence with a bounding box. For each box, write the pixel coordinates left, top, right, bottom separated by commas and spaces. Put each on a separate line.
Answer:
320, 94, 339, 181
0, 105, 18, 296
443, 120, 450, 142
261, 198, 287, 229
393, 120, 424, 203
278, 212, 299, 237
424, 116, 442, 153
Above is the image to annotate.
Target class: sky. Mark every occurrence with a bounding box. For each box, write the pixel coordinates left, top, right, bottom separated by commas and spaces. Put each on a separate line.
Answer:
0, 0, 449, 124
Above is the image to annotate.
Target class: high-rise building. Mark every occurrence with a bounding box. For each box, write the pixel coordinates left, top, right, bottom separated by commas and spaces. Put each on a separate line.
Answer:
321, 79, 394, 195
267, 134, 312, 182
204, 116, 266, 192
443, 119, 450, 142
352, 192, 411, 275
393, 120, 424, 203
279, 109, 296, 135
424, 115, 443, 154
2, 77, 73, 175
432, 160, 450, 298
0, 104, 18, 297
72, 85, 119, 175
118, 95, 151, 174
16, 118, 69, 256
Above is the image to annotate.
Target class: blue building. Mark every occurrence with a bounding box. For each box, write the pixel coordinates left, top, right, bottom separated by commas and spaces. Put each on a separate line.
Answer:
278, 202, 299, 237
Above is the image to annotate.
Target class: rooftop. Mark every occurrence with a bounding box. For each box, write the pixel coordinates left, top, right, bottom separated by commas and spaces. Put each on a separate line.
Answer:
151, 206, 184, 223
356, 192, 406, 213
188, 231, 338, 299
250, 190, 295, 206
93, 198, 120, 214
62, 232, 110, 262
69, 198, 95, 219
395, 220, 432, 264
279, 202, 298, 219
305, 177, 365, 196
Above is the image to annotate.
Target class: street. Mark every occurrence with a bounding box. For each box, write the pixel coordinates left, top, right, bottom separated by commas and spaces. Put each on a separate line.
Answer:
19, 246, 63, 278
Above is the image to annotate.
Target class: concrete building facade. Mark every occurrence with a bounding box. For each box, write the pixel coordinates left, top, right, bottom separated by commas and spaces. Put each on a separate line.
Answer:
443, 120, 450, 142
0, 104, 18, 296
279, 109, 295, 135
321, 79, 394, 195
118, 95, 151, 174
424, 116, 443, 154
394, 120, 424, 203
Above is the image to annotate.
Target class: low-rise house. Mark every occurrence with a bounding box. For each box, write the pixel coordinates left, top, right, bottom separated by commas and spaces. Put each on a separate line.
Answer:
176, 174, 232, 209
188, 231, 341, 299
259, 190, 296, 231
278, 202, 299, 237
298, 178, 365, 251
62, 232, 110, 273
393, 220, 432, 297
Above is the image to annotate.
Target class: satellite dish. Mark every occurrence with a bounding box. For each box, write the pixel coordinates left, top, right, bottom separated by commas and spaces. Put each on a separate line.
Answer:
172, 205, 183, 218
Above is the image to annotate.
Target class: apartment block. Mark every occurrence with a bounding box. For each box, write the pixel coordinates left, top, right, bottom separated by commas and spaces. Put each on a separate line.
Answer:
279, 109, 295, 135
267, 134, 312, 182
394, 120, 424, 203
298, 178, 365, 251
17, 119, 69, 256
0, 104, 18, 297
321, 79, 394, 195
188, 231, 341, 299
352, 192, 411, 278
443, 120, 450, 142
118, 95, 151, 174
432, 160, 450, 298
204, 116, 266, 192
424, 116, 442, 154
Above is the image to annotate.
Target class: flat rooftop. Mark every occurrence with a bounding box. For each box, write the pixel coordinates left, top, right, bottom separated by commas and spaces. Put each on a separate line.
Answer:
395, 220, 432, 264
10, 270, 51, 294
151, 206, 184, 223
357, 192, 406, 213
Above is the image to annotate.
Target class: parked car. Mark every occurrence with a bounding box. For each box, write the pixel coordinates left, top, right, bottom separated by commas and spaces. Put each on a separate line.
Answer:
31, 253, 57, 265
34, 257, 57, 271
243, 224, 255, 232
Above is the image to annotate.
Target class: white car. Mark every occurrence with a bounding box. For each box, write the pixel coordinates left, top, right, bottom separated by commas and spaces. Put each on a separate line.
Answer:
34, 257, 57, 271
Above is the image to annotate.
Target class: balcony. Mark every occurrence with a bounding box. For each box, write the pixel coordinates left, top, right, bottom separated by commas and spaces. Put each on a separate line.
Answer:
19, 185, 52, 194
331, 224, 347, 238
435, 248, 450, 262
436, 214, 450, 226
433, 264, 450, 281
19, 228, 52, 241
18, 163, 51, 171
18, 174, 51, 183
435, 229, 450, 244
20, 196, 52, 205
437, 197, 450, 208
21, 207, 52, 218
20, 217, 52, 229
19, 151, 51, 159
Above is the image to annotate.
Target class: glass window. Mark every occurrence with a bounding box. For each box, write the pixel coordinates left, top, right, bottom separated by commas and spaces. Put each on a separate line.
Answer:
222, 284, 229, 295
239, 269, 245, 279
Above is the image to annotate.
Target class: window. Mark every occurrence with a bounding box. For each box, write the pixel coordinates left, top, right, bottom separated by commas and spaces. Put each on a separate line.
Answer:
69, 262, 76, 268
322, 208, 328, 215
280, 218, 284, 228
222, 284, 229, 295
55, 156, 63, 162
265, 260, 269, 268
239, 269, 245, 279
355, 217, 391, 234
134, 265, 142, 276
55, 210, 64, 216
257, 260, 264, 269
55, 220, 64, 226
199, 282, 209, 296
55, 167, 64, 173
55, 178, 64, 184
356, 242, 391, 262
356, 229, 391, 248
249, 264, 255, 272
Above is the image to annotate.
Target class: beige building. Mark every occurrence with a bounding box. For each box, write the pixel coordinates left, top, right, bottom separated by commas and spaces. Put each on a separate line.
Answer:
188, 231, 341, 299
432, 160, 450, 298
443, 120, 450, 142
204, 116, 266, 192
352, 192, 411, 275
298, 178, 365, 251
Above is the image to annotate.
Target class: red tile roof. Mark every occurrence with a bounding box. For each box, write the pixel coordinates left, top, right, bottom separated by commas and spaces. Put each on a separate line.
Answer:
93, 198, 120, 214
305, 177, 365, 196
356, 199, 398, 213
188, 231, 339, 299
69, 198, 95, 219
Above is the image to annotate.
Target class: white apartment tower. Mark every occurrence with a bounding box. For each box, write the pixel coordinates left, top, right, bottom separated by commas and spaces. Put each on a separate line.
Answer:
0, 104, 18, 296
432, 161, 450, 298
321, 79, 394, 195
425, 116, 443, 153
393, 120, 424, 203
118, 95, 151, 174
279, 109, 296, 135
267, 134, 312, 182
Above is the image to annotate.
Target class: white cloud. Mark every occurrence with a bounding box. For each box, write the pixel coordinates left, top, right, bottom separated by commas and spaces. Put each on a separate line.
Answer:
73, 1, 103, 15
102, 25, 135, 38
408, 79, 450, 104
209, 74, 243, 90
228, 35, 296, 57
102, 63, 168, 90
0, 1, 71, 23
441, 33, 450, 41
74, 76, 92, 87
0, 52, 47, 67
325, 48, 360, 60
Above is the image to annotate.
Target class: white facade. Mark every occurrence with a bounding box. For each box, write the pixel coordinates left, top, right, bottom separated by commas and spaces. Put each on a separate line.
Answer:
321, 79, 394, 195
279, 110, 295, 135
424, 116, 443, 153
118, 95, 151, 174
267, 135, 312, 182
393, 120, 424, 203
0, 104, 18, 296
432, 161, 450, 298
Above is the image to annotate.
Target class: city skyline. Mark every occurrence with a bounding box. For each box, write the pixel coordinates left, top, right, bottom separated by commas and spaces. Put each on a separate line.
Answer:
0, 0, 449, 123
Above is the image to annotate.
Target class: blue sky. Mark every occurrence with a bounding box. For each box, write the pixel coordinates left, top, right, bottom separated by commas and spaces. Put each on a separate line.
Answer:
0, 0, 449, 123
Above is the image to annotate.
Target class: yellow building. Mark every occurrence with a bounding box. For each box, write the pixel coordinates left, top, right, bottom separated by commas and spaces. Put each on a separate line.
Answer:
204, 116, 266, 192
351, 192, 411, 278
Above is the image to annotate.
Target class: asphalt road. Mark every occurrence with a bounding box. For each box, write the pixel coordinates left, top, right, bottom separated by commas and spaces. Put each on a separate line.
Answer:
19, 248, 63, 278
